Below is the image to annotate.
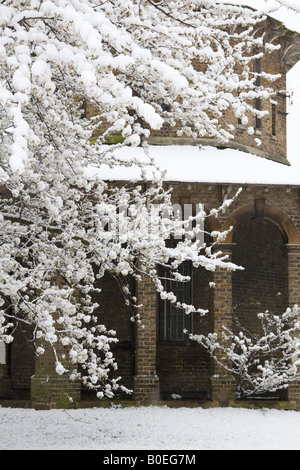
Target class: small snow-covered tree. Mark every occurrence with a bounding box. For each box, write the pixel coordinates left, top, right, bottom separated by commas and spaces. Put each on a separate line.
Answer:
190, 306, 300, 399
0, 0, 294, 398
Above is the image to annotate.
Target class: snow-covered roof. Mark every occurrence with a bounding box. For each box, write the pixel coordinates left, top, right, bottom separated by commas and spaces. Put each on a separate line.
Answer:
92, 144, 300, 186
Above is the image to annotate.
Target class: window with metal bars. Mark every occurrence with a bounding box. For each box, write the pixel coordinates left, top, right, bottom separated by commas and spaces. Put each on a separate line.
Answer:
254, 97, 262, 131
254, 50, 262, 131
157, 261, 192, 342
271, 102, 277, 137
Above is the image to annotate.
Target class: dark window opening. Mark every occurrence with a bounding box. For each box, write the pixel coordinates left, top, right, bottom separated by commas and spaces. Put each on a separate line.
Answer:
254, 98, 262, 131
157, 261, 192, 342
272, 103, 277, 137
254, 50, 262, 131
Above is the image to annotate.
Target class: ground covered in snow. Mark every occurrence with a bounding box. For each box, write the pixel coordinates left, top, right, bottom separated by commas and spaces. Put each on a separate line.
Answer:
1, 405, 300, 450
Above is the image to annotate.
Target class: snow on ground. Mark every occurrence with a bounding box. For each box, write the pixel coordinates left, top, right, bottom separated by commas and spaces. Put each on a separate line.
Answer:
1, 1, 300, 456
1, 405, 300, 450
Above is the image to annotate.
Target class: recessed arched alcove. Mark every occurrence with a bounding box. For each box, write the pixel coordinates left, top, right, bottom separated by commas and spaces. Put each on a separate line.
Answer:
232, 216, 288, 333
222, 200, 300, 245
230, 209, 291, 400
213, 198, 300, 401
221, 200, 300, 333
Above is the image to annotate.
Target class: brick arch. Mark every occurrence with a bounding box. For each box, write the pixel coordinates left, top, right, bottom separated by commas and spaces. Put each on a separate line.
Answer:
230, 210, 290, 402
221, 199, 300, 244
205, 214, 222, 234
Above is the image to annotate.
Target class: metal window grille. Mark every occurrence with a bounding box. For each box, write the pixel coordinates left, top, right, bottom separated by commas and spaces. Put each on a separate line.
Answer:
158, 262, 192, 342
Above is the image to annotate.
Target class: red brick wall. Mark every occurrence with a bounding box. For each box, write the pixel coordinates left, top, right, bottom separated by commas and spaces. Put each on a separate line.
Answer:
3, 182, 300, 405
88, 23, 288, 164
10, 326, 35, 399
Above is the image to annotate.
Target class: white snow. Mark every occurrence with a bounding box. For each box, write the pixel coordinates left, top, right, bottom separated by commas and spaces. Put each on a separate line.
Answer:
96, 144, 300, 185
1, 1, 300, 453
1, 405, 300, 450
91, 1, 300, 188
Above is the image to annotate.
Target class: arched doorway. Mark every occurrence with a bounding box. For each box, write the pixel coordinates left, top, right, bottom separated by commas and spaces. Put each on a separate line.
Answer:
232, 216, 288, 333
222, 200, 300, 400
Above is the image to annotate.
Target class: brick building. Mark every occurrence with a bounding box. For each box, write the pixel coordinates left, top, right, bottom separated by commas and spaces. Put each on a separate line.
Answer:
2, 14, 300, 409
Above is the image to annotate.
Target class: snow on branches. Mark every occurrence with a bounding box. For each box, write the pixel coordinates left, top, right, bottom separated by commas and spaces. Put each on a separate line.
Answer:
190, 306, 300, 398
0, 0, 295, 397
0, 0, 281, 176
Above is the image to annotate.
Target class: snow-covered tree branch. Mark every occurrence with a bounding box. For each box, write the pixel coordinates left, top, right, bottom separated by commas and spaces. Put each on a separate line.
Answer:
0, 0, 294, 398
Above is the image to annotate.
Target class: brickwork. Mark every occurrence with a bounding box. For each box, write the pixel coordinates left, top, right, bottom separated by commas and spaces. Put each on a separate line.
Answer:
286, 245, 300, 407
210, 247, 236, 404
232, 217, 288, 331
153, 183, 300, 406
88, 19, 289, 166
2, 181, 300, 408
233, 43, 287, 164
148, 43, 288, 165
2, 18, 300, 409
30, 341, 81, 409
133, 268, 160, 403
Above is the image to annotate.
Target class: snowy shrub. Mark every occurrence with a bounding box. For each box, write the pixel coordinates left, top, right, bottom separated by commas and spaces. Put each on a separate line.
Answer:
190, 305, 300, 398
